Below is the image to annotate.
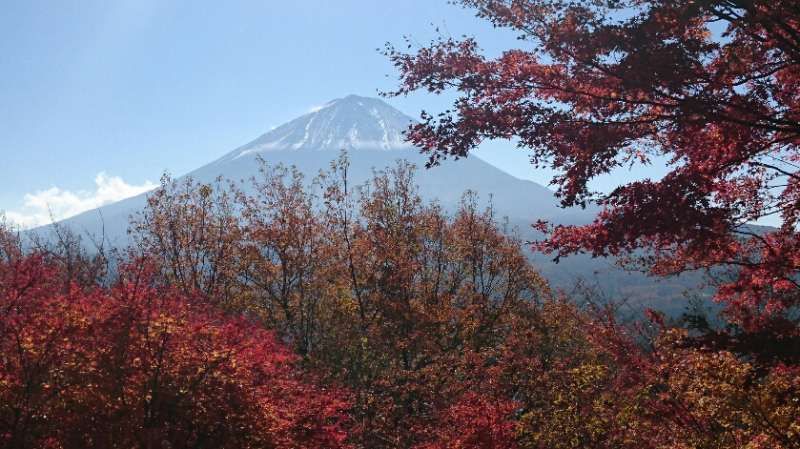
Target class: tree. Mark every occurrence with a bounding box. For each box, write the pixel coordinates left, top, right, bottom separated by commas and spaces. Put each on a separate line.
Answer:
2, 215, 112, 290
413, 392, 520, 449
129, 175, 244, 308
646, 328, 800, 448
125, 156, 557, 448
315, 156, 551, 448
386, 0, 800, 345
0, 251, 350, 449
387, 3, 800, 447
236, 162, 332, 356
133, 155, 800, 448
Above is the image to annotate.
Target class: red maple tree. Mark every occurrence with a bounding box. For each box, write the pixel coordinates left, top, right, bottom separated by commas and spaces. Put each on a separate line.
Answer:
387, 0, 800, 348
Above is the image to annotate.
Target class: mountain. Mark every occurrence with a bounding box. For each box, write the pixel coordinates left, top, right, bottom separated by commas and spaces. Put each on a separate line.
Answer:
36, 94, 703, 314
47, 94, 580, 243
218, 94, 415, 156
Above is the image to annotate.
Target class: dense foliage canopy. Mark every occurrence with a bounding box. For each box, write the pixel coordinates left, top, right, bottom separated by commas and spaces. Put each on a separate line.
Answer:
5, 151, 800, 448
387, 0, 800, 340
4, 1, 800, 446
0, 247, 349, 448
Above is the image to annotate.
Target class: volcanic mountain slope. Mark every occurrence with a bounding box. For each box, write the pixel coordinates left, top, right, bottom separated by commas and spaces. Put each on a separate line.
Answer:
49, 95, 582, 243
39, 95, 702, 314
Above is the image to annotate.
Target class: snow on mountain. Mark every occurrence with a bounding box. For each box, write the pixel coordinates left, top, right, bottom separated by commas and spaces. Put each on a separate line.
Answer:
218, 95, 415, 163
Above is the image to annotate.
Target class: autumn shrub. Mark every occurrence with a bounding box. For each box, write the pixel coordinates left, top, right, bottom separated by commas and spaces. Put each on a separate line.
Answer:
0, 252, 350, 449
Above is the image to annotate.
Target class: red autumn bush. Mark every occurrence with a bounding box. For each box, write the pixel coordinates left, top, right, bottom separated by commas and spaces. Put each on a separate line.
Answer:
0, 253, 350, 449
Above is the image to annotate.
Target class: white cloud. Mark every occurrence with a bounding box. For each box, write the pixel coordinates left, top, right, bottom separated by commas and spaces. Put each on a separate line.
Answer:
2, 173, 157, 229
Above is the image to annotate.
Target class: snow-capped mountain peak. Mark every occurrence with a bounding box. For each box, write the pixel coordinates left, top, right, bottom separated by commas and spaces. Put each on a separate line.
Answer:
226, 95, 416, 160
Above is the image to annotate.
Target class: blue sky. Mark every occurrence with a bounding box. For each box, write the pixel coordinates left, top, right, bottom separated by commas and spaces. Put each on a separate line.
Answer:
0, 0, 667, 226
